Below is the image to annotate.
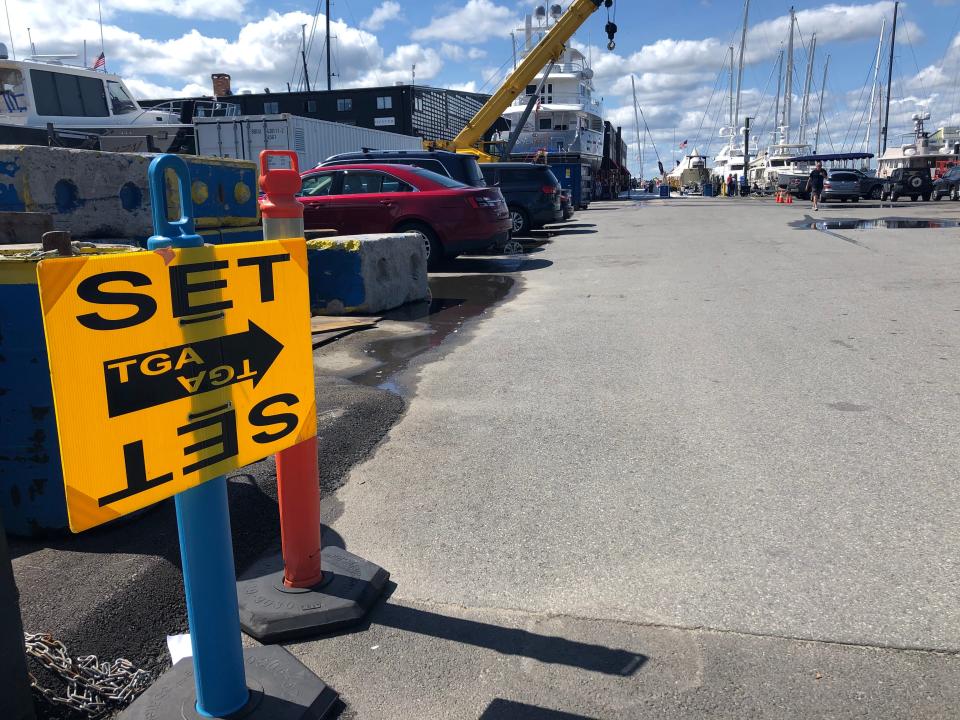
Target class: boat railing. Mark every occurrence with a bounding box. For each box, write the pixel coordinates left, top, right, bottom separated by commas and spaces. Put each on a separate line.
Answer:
145, 98, 241, 119
509, 127, 603, 155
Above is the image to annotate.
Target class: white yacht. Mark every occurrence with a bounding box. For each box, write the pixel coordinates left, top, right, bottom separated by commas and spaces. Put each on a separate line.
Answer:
499, 45, 603, 160
748, 131, 813, 192
712, 133, 746, 183
876, 113, 959, 178
0, 46, 234, 152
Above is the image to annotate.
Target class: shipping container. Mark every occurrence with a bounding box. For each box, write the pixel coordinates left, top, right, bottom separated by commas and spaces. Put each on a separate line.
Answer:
195, 114, 423, 170
548, 162, 592, 209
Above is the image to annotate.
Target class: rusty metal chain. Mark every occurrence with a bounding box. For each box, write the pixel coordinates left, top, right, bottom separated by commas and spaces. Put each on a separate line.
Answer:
24, 632, 153, 718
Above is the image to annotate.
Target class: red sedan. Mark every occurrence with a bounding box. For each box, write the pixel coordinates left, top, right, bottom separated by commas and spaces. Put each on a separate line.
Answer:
297, 163, 511, 268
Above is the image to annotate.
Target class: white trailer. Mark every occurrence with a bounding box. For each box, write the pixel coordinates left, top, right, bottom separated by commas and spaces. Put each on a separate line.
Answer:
195, 114, 423, 169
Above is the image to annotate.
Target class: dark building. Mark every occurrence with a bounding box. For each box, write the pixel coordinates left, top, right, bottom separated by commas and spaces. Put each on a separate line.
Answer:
140, 74, 496, 144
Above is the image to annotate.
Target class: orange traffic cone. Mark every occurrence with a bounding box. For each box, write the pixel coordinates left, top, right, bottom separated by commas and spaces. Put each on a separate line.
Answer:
775, 191, 782, 203
786, 193, 793, 204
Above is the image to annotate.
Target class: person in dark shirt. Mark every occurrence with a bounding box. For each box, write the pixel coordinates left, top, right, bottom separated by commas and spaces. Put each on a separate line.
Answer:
806, 161, 828, 210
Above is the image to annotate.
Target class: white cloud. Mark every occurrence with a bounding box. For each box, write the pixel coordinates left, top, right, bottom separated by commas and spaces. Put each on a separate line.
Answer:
355, 44, 443, 87
413, 0, 517, 44
440, 43, 487, 61
110, 0, 246, 21
447, 81, 479, 93
361, 1, 401, 32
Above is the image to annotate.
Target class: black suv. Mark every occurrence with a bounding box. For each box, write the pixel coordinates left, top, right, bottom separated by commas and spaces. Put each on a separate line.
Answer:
933, 166, 960, 201
479, 163, 562, 236
319, 149, 486, 187
880, 168, 934, 202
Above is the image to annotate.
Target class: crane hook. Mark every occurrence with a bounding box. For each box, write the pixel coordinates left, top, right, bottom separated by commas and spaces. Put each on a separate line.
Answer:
605, 20, 617, 50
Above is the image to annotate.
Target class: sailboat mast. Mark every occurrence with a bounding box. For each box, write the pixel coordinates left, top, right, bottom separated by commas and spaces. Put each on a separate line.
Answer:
782, 7, 795, 143
799, 33, 816, 144
728, 45, 735, 131
882, 1, 899, 154
773, 49, 782, 143
865, 18, 885, 161
631, 75, 643, 179
733, 0, 750, 128
814, 54, 830, 153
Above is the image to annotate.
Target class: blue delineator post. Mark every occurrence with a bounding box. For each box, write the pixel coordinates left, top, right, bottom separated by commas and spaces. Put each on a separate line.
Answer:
147, 154, 249, 717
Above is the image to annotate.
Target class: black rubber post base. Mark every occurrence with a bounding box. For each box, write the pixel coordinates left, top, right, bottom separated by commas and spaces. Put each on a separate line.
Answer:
236, 544, 389, 643
119, 645, 337, 719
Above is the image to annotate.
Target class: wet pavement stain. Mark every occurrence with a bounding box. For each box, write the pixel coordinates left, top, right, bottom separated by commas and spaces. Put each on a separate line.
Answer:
827, 402, 872, 412
350, 272, 517, 396
792, 217, 960, 231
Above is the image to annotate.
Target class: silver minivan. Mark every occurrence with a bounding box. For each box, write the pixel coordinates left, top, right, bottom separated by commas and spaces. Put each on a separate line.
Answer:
822, 170, 861, 203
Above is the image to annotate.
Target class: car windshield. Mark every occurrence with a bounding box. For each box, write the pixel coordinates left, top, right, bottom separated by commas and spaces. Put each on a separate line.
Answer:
404, 166, 468, 188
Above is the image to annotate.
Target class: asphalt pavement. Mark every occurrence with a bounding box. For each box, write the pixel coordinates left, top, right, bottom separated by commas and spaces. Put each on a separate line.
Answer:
302, 195, 960, 718
11, 194, 960, 718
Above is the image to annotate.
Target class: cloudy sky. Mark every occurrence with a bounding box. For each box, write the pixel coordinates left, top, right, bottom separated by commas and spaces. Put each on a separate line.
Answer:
5, 0, 960, 176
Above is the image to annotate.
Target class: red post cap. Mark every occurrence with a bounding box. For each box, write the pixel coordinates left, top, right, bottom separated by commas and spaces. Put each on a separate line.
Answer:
259, 150, 303, 219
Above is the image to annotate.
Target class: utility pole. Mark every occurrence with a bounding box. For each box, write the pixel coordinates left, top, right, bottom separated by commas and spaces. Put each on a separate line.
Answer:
300, 24, 311, 92
782, 6, 795, 144
798, 34, 816, 145
814, 54, 830, 153
882, 1, 899, 154
743, 117, 751, 194
325, 0, 332, 91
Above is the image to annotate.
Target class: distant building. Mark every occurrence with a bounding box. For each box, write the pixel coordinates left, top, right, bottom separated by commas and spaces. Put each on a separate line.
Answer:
930, 126, 960, 148
139, 74, 500, 144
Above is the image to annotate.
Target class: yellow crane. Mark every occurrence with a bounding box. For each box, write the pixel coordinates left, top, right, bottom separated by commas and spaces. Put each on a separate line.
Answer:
428, 0, 618, 162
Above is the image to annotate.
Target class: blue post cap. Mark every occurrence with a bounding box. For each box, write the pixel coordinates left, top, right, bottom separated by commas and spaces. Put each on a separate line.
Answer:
147, 154, 203, 250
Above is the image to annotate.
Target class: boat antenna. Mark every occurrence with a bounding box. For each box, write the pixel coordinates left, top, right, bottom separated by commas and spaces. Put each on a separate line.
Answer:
27, 27, 35, 56
300, 24, 311, 92
3, 0, 14, 59
881, 0, 899, 154
97, 0, 106, 70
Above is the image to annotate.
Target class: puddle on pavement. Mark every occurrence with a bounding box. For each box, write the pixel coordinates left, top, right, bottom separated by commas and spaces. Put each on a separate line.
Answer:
796, 217, 960, 231
350, 273, 516, 396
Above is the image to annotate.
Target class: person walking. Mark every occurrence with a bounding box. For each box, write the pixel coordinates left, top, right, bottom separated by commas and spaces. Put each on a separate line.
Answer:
726, 174, 734, 197
806, 160, 828, 210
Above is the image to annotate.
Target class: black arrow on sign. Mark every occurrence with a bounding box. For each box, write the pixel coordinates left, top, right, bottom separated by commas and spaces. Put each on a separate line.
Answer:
103, 321, 284, 418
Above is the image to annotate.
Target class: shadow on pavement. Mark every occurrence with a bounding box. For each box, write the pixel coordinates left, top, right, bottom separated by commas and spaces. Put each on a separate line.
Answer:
318, 583, 647, 677
479, 699, 601, 720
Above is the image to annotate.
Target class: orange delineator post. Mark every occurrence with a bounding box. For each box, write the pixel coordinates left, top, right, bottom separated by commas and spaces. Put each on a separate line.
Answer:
260, 149, 323, 589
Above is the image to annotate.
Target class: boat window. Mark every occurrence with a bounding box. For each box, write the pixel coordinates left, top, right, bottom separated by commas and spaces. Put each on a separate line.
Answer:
31, 69, 108, 117
0, 68, 28, 114
525, 85, 537, 95
539, 118, 551, 130
106, 81, 137, 115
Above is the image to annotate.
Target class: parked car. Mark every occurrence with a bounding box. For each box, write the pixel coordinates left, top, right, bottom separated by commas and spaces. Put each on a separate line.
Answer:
478, 163, 563, 236
560, 189, 574, 220
821, 169, 861, 203
319, 149, 486, 188
880, 168, 934, 202
853, 170, 884, 200
933, 166, 960, 200
297, 163, 510, 269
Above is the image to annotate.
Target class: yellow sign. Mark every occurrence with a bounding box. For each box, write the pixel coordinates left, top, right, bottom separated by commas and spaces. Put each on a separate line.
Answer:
37, 240, 315, 533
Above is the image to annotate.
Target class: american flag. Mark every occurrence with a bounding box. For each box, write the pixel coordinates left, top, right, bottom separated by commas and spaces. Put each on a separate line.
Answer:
91, 52, 105, 71
679, 139, 688, 149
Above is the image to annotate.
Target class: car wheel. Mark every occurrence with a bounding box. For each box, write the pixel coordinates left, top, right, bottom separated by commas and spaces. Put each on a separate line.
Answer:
912, 195, 918, 202
852, 196, 860, 203
922, 193, 931, 202
396, 221, 442, 270
952, 186, 959, 201
934, 192, 943, 201
890, 192, 899, 202
870, 186, 882, 200
509, 207, 530, 236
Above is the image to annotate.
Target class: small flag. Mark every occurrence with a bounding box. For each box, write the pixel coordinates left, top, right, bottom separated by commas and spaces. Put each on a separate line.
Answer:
91, 52, 105, 71
679, 139, 688, 149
